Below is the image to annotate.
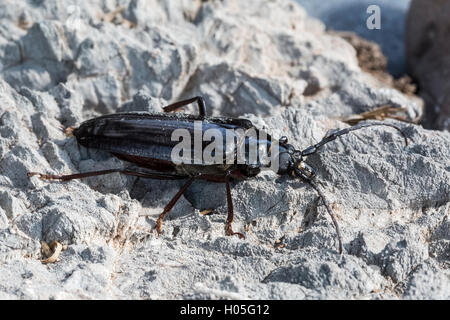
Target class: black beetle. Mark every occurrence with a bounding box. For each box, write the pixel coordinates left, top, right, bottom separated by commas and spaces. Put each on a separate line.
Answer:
29, 96, 408, 253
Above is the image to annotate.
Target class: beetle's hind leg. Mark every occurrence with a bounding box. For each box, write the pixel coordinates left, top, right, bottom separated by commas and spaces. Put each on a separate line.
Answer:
28, 168, 194, 236
28, 169, 187, 181
224, 175, 245, 239
163, 96, 206, 117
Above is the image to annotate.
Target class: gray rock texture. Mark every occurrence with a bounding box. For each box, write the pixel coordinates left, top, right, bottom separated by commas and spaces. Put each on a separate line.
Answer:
0, 0, 448, 300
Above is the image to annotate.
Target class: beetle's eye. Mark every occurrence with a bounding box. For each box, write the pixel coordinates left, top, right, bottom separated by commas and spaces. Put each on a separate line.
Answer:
279, 136, 288, 145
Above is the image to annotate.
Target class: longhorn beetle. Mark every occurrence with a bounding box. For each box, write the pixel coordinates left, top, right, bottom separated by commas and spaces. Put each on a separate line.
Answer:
28, 96, 408, 254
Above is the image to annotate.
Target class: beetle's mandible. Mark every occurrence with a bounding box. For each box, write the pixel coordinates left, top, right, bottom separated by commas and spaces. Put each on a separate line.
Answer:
28, 96, 409, 254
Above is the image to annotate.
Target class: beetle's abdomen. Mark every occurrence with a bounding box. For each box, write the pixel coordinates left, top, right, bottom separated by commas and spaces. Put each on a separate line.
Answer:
74, 113, 187, 162
73, 113, 258, 165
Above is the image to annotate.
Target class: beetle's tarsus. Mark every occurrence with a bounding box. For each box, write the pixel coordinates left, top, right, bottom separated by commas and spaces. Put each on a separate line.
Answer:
154, 216, 164, 236
225, 223, 245, 239
28, 172, 54, 180
27, 171, 42, 178
64, 126, 75, 136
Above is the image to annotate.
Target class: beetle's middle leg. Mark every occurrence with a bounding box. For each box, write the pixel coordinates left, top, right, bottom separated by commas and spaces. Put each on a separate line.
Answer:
153, 176, 196, 235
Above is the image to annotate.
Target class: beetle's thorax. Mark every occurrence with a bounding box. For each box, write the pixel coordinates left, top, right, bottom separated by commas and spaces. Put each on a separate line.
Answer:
273, 143, 316, 180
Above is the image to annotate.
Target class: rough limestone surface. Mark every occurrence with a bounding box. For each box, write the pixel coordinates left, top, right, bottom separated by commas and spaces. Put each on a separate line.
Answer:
0, 0, 448, 300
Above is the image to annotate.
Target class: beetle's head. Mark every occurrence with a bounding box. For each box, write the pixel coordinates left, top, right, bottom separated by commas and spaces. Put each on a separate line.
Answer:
276, 136, 316, 180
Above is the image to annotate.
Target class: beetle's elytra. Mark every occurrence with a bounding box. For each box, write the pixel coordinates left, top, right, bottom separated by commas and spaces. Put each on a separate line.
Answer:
28, 96, 408, 254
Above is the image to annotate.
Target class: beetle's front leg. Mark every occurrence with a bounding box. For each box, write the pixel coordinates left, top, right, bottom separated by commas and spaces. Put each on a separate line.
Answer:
224, 174, 245, 239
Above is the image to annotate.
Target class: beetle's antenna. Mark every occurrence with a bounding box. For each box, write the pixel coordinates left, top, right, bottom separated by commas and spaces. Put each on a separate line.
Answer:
306, 178, 343, 254
301, 122, 408, 156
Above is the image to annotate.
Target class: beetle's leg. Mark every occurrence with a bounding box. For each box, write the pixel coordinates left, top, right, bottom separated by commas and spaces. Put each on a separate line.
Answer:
301, 122, 408, 156
28, 169, 123, 181
28, 169, 187, 181
153, 176, 196, 235
224, 175, 245, 239
163, 96, 206, 117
